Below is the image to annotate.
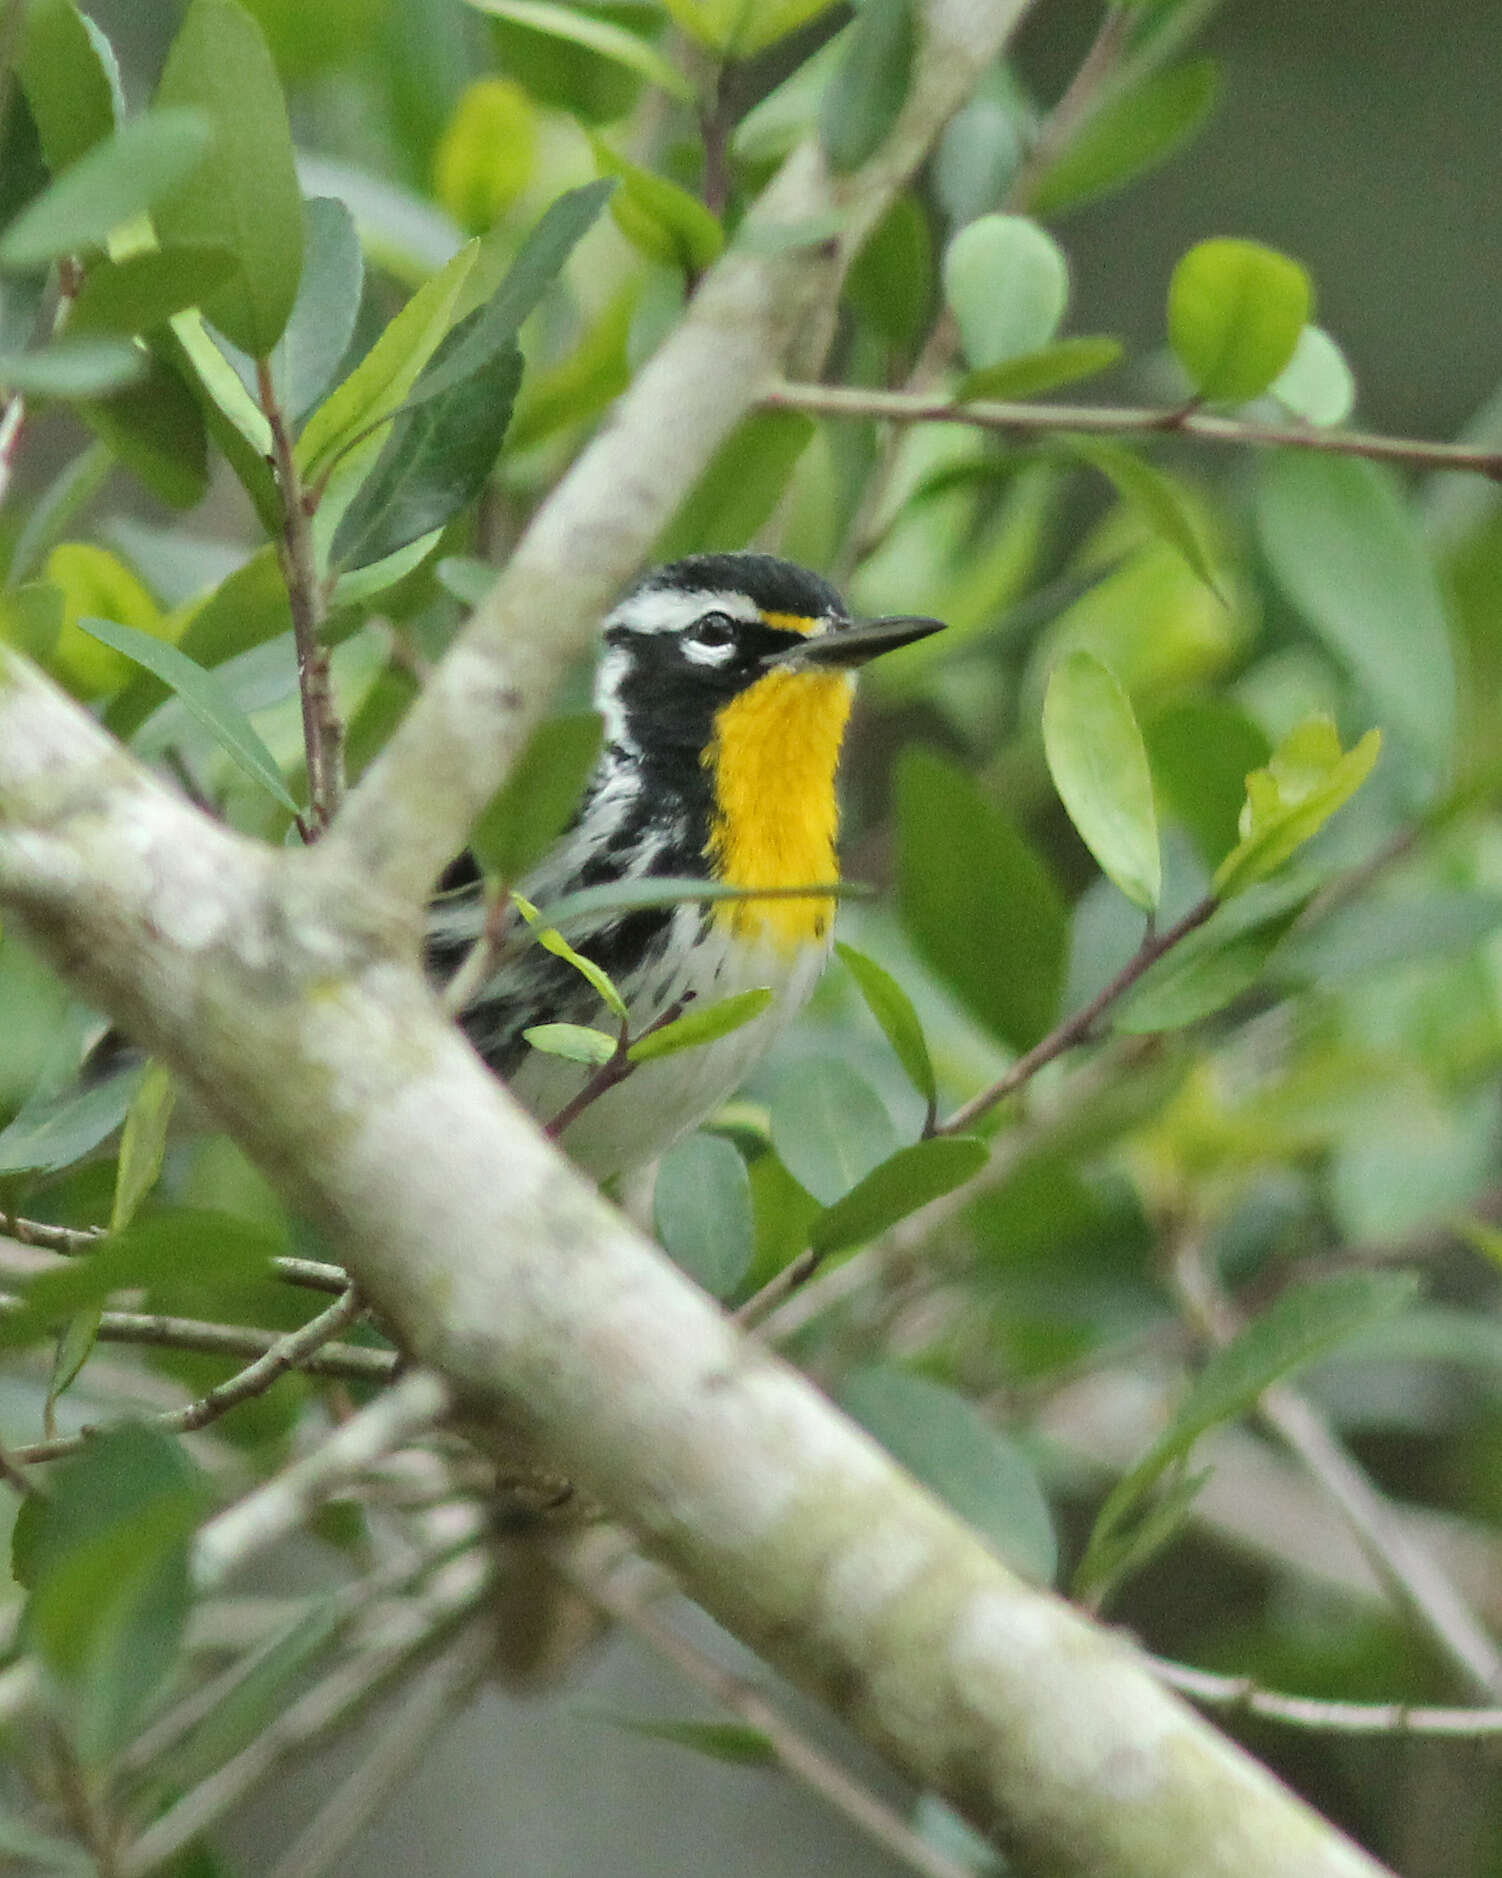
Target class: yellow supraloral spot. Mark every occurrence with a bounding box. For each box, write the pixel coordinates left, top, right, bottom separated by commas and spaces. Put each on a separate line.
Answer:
703, 665, 855, 948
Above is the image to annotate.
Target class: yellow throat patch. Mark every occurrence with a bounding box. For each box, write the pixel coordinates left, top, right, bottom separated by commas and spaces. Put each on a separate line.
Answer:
703, 663, 854, 948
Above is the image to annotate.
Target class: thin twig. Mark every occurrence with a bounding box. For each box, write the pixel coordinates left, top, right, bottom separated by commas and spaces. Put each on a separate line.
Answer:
1008, 2, 1133, 211
256, 359, 343, 833
174, 1285, 365, 1432
543, 997, 689, 1141
765, 381, 1502, 482
0, 1216, 351, 1296
1154, 1657, 1502, 1738
193, 1367, 451, 1591
439, 883, 513, 1017
585, 1573, 978, 1878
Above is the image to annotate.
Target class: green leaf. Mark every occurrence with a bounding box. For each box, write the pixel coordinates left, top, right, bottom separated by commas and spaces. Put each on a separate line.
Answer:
1143, 697, 1271, 868
111, 1059, 176, 1231
523, 1022, 617, 1065
0, 339, 145, 397
1114, 883, 1308, 1033
19, 0, 120, 171
270, 197, 365, 423
1078, 1271, 1419, 1597
1063, 436, 1222, 594
399, 180, 615, 414
0, 582, 64, 660
1167, 237, 1312, 404
81, 349, 210, 508
0, 1065, 141, 1176
1028, 58, 1220, 217
845, 192, 932, 349
943, 214, 1069, 370
296, 242, 477, 481
1043, 650, 1161, 910
76, 617, 300, 813
819, 0, 914, 173
769, 1059, 897, 1206
535, 875, 869, 935
157, 311, 278, 528
153, 0, 304, 357
629, 988, 774, 1064
1255, 453, 1455, 766
0, 109, 211, 271
592, 1710, 775, 1765
1269, 324, 1355, 427
838, 1366, 1057, 1583
896, 748, 1067, 1053
809, 1136, 987, 1257
471, 711, 603, 883
506, 282, 633, 451
654, 1133, 754, 1298
660, 0, 837, 58
330, 337, 522, 570
656, 411, 814, 562
511, 892, 628, 1021
70, 246, 237, 336
0, 1814, 91, 1875
956, 335, 1122, 401
0, 1209, 280, 1349
835, 943, 936, 1109
434, 77, 538, 234
592, 139, 723, 277
21, 1425, 208, 1765
1281, 889, 1502, 984
1213, 716, 1381, 897
463, 0, 694, 99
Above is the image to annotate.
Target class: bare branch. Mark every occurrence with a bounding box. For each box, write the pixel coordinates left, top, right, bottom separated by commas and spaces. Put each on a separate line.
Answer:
1155, 1659, 1502, 1739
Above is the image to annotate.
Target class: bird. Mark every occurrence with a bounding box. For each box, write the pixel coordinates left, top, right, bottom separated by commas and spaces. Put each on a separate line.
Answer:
424, 552, 944, 1181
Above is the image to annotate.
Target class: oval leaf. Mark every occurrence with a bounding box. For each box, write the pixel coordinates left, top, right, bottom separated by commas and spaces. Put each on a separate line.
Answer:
818, 0, 914, 174
1028, 58, 1220, 217
943, 213, 1069, 371
957, 334, 1122, 402
835, 942, 936, 1109
769, 1058, 897, 1205
462, 0, 694, 100
523, 1023, 616, 1065
1168, 237, 1311, 404
629, 988, 773, 1064
1269, 324, 1355, 427
0, 339, 145, 398
809, 1136, 987, 1256
20, 0, 120, 172
654, 1133, 754, 1298
70, 245, 237, 336
1043, 650, 1161, 910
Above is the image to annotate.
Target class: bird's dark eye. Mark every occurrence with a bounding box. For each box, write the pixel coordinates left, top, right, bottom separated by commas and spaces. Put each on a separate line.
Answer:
691, 611, 737, 648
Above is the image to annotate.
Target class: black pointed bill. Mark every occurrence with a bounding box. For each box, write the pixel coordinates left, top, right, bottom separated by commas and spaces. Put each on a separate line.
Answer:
760, 614, 946, 670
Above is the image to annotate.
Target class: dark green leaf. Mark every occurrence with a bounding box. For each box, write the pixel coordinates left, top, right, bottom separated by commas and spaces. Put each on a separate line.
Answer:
769, 1059, 897, 1205
629, 988, 773, 1064
79, 350, 210, 508
592, 1711, 775, 1765
1079, 1271, 1419, 1595
1281, 889, 1502, 984
330, 337, 522, 569
19, 0, 119, 171
656, 411, 815, 562
654, 1133, 754, 1298
0, 1210, 280, 1349
819, 0, 914, 173
523, 1023, 617, 1065
897, 748, 1067, 1053
0, 109, 211, 271
1115, 878, 1313, 1032
471, 711, 603, 883
845, 193, 932, 348
1043, 649, 1161, 910
112, 1060, 175, 1231
809, 1137, 987, 1256
1167, 237, 1311, 404
956, 335, 1122, 401
1143, 698, 1271, 867
1028, 58, 1220, 217
463, 0, 694, 100
77, 617, 299, 812
1255, 453, 1455, 766
835, 943, 936, 1108
153, 0, 304, 356
838, 1365, 1057, 1583
0, 1065, 141, 1176
22, 1425, 208, 1765
943, 213, 1069, 370
0, 338, 145, 397
271, 198, 365, 423
70, 246, 237, 336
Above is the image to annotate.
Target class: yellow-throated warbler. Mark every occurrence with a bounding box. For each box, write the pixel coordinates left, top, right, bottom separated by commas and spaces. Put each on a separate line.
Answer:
426, 553, 944, 1179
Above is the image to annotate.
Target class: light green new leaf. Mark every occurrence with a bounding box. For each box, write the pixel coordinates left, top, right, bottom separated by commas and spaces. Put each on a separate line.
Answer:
1213, 715, 1381, 897
835, 942, 936, 1109
1078, 1270, 1419, 1598
1043, 650, 1161, 910
463, 0, 693, 99
1270, 324, 1355, 427
471, 711, 603, 884
659, 0, 836, 58
770, 1058, 897, 1205
629, 988, 773, 1064
654, 1133, 754, 1298
512, 892, 628, 1021
819, 0, 914, 174
591, 139, 723, 277
809, 1137, 987, 1257
956, 335, 1122, 402
0, 110, 211, 271
839, 1365, 1057, 1583
1168, 237, 1311, 404
1028, 58, 1220, 217
523, 1023, 617, 1065
943, 213, 1069, 370
77, 617, 299, 813
153, 0, 303, 357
